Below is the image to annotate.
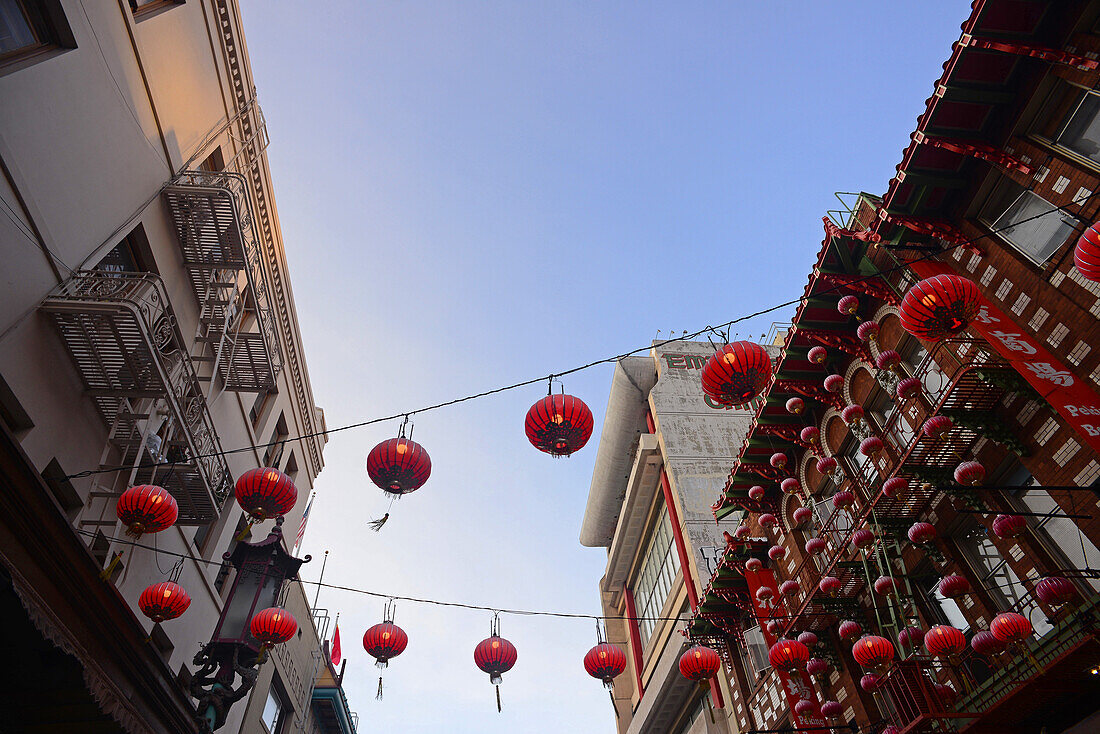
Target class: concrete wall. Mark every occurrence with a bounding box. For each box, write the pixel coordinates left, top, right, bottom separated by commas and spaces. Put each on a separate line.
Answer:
0, 2, 329, 732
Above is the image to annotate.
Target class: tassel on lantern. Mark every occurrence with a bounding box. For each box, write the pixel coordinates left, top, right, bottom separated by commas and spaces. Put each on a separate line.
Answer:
496, 684, 502, 713
99, 551, 124, 581
376, 675, 383, 700
608, 689, 618, 719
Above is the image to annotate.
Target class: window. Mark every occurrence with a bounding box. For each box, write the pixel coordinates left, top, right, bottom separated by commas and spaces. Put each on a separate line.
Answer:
198, 147, 224, 172
743, 624, 769, 677
844, 437, 879, 488
925, 577, 968, 631
0, 0, 69, 65
94, 227, 158, 275
868, 387, 915, 451
1056, 90, 1100, 164
815, 491, 852, 551
261, 677, 289, 734
984, 181, 1080, 266
130, 0, 183, 19
263, 413, 288, 468
250, 389, 276, 428
282, 452, 298, 483
633, 509, 680, 646
957, 526, 1053, 638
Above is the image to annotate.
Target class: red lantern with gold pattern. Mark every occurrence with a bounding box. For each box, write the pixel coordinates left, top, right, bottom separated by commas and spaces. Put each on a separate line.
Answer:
138, 581, 191, 623
883, 477, 908, 498
363, 622, 408, 667
842, 405, 865, 426
838, 295, 860, 316
923, 415, 953, 438
770, 452, 788, 470
897, 376, 922, 400
954, 461, 986, 486
860, 436, 883, 456
367, 436, 432, 495
938, 574, 971, 599
839, 620, 862, 641
475, 621, 518, 712
907, 522, 937, 545
585, 643, 627, 688
786, 397, 805, 415
824, 374, 845, 393
852, 635, 895, 670
250, 607, 297, 648
992, 514, 1027, 539
990, 612, 1032, 644
1036, 576, 1077, 608
857, 321, 880, 342
769, 639, 810, 672
525, 393, 594, 456
1074, 221, 1100, 282
816, 456, 838, 475
701, 341, 774, 405
679, 645, 721, 681
117, 484, 178, 538
924, 625, 966, 657
899, 274, 982, 341
807, 346, 827, 364
875, 350, 901, 370
235, 467, 298, 520
971, 629, 1006, 657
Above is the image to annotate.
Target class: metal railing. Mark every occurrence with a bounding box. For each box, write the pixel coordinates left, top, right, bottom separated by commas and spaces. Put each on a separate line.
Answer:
42, 270, 230, 521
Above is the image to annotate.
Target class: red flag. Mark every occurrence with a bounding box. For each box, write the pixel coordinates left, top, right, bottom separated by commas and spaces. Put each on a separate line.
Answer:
330, 624, 342, 667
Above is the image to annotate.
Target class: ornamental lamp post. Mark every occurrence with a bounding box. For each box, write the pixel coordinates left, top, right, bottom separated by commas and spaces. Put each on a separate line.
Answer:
190, 517, 309, 732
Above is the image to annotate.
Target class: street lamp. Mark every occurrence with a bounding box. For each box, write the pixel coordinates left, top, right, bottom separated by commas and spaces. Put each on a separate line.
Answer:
190, 517, 309, 732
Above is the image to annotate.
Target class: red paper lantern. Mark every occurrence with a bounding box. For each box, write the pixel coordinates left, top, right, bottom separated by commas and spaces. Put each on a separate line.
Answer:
525, 393, 593, 456
781, 477, 801, 494
235, 468, 297, 520
584, 643, 627, 687
138, 581, 191, 623
821, 700, 843, 719
842, 404, 865, 425
859, 436, 883, 456
680, 646, 721, 683
807, 657, 829, 676
839, 620, 862, 641
899, 274, 982, 341
792, 507, 813, 526
875, 350, 901, 370
745, 558, 763, 572
794, 699, 818, 718
800, 426, 821, 444
897, 376, 922, 400
819, 576, 841, 596
934, 683, 958, 707
990, 612, 1032, 644
857, 321, 880, 342
786, 397, 805, 414
364, 622, 409, 666
475, 635, 518, 683
768, 639, 810, 672
768, 545, 786, 561
250, 607, 297, 647
748, 485, 766, 501
832, 490, 855, 509
816, 457, 838, 475
824, 374, 845, 393
970, 629, 1007, 657
759, 513, 778, 529
873, 576, 897, 597
1035, 576, 1077, 607
860, 673, 881, 692
838, 295, 860, 315
770, 452, 788, 469
852, 635, 895, 669
923, 415, 953, 438
780, 580, 801, 597
805, 537, 827, 555
924, 625, 966, 657
954, 461, 986, 486
117, 485, 178, 537
992, 514, 1027, 539
766, 620, 782, 636
367, 437, 432, 495
797, 631, 818, 648
808, 346, 827, 364
907, 522, 937, 545
851, 528, 876, 550
734, 524, 752, 539
938, 574, 971, 599
882, 477, 907, 498
897, 626, 924, 651
1074, 221, 1100, 282
756, 586, 775, 603
701, 341, 774, 405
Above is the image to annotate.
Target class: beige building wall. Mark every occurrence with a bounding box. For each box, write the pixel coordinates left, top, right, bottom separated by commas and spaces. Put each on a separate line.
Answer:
0, 2, 332, 732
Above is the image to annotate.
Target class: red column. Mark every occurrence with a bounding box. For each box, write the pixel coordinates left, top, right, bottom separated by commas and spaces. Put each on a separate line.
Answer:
645, 410, 656, 434
659, 468, 724, 709
623, 584, 646, 701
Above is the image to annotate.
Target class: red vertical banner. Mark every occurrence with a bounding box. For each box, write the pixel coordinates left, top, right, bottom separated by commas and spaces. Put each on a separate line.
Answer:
910, 260, 1100, 454
744, 568, 827, 729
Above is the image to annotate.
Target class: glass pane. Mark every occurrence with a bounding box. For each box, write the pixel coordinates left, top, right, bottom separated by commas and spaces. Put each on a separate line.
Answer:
992, 191, 1078, 265
1058, 93, 1100, 163
262, 688, 281, 732
0, 0, 36, 55
1019, 489, 1100, 593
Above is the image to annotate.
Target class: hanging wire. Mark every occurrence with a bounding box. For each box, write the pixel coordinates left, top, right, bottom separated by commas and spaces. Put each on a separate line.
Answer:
61, 193, 1100, 485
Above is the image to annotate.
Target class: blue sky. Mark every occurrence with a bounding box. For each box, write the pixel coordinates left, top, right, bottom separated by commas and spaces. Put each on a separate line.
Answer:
240, 2, 966, 731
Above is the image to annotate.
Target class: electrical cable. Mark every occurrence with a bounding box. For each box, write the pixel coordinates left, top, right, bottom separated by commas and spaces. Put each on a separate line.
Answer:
63, 190, 1099, 482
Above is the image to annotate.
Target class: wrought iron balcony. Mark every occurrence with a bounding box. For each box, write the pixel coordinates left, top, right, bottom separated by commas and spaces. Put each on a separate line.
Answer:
163, 169, 281, 392
41, 271, 230, 523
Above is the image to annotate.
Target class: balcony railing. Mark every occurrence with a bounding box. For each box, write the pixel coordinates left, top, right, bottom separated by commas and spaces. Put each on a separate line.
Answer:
41, 271, 230, 523
163, 169, 282, 392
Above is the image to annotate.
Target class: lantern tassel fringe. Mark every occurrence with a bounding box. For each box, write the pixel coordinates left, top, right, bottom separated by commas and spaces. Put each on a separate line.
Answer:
495, 684, 502, 713
99, 551, 124, 581
608, 689, 618, 719
376, 676, 383, 700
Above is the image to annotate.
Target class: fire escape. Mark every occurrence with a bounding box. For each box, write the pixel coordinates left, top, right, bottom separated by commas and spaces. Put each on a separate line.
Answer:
41, 272, 230, 523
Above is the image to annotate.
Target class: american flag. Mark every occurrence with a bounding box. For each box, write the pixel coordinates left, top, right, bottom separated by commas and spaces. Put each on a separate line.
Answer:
294, 493, 315, 552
